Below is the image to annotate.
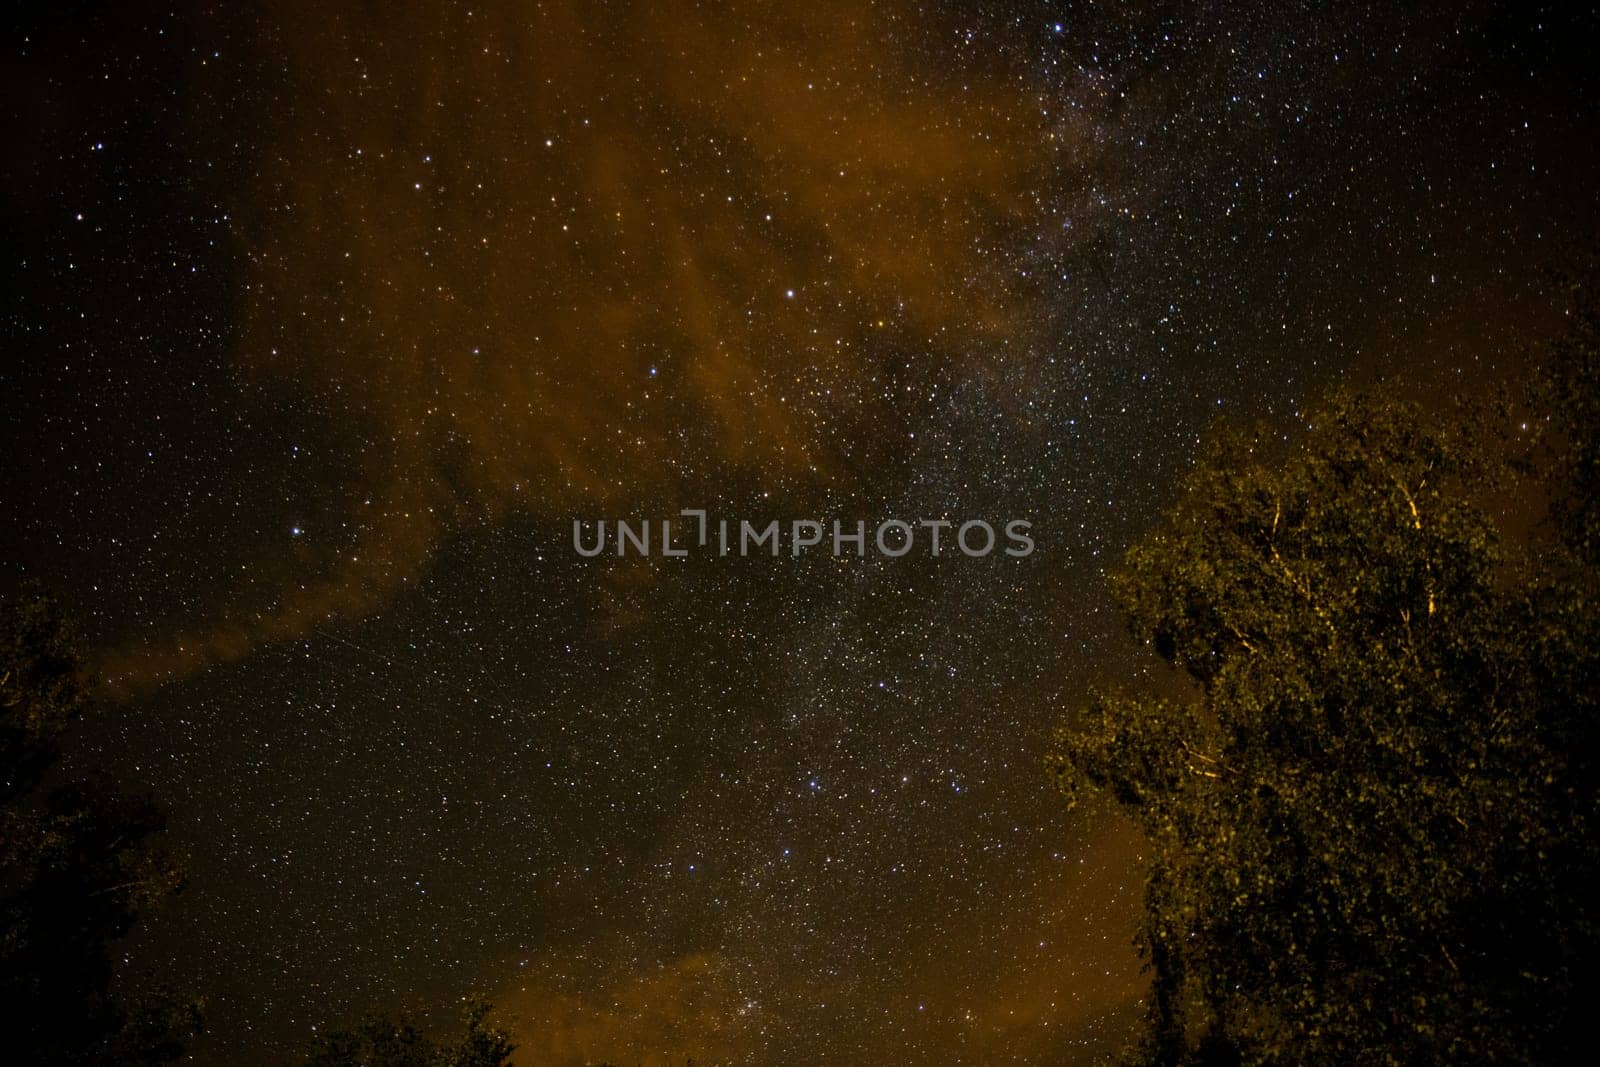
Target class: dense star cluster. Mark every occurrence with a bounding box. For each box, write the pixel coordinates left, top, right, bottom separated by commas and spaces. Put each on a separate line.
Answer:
3, 2, 1595, 1063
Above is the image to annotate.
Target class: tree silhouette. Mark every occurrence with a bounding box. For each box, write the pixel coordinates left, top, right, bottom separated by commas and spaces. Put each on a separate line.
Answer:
305, 998, 513, 1067
0, 588, 200, 1062
1049, 385, 1599, 1063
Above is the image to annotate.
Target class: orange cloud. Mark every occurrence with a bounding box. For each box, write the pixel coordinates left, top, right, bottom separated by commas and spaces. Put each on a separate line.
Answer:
100, 1, 1070, 692
483, 818, 1145, 1065
495, 950, 761, 1067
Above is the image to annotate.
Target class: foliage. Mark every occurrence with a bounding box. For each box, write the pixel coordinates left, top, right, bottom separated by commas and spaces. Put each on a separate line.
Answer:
0, 588, 200, 1063
1048, 387, 1600, 1064
305, 998, 514, 1067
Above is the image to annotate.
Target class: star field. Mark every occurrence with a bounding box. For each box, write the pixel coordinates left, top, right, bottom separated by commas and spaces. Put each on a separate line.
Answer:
3, 1, 1596, 1063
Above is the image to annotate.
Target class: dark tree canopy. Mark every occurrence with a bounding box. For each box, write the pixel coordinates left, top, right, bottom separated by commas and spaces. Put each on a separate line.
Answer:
1049, 387, 1600, 1064
305, 999, 514, 1067
0, 589, 199, 1063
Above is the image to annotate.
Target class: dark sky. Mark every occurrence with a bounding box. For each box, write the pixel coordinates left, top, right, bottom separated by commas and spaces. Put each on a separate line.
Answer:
3, 2, 1596, 1063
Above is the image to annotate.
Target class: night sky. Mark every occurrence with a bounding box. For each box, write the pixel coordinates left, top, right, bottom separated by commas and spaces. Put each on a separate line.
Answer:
4, 2, 1596, 1063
